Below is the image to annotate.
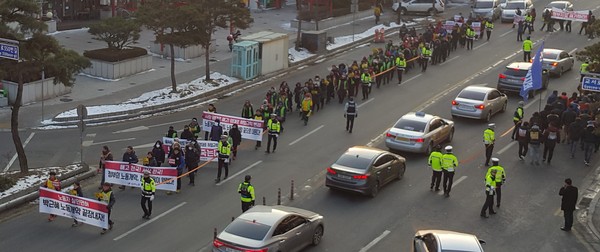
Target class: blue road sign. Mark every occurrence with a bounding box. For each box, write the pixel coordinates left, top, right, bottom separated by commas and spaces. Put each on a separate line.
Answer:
0, 40, 19, 61
582, 77, 600, 92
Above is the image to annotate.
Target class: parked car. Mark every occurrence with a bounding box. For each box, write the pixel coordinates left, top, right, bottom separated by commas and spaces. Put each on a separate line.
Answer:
451, 85, 508, 122
497, 62, 549, 98
539, 48, 575, 77
385, 112, 454, 154
325, 146, 406, 197
213, 205, 324, 252
393, 0, 445, 16
471, 0, 502, 21
413, 230, 486, 252
500, 0, 533, 23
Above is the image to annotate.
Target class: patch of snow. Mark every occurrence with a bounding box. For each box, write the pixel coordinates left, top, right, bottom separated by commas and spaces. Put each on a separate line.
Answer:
280, 22, 294, 31
326, 21, 417, 51
52, 72, 239, 119
78, 73, 121, 82
288, 48, 316, 63
0, 164, 82, 200
47, 27, 90, 36
148, 51, 188, 62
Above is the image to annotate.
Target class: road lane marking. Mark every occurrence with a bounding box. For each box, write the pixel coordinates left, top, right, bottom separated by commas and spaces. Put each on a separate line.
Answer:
497, 141, 517, 155
499, 30, 512, 38
359, 230, 391, 252
367, 130, 388, 147
88, 137, 136, 147
113, 126, 150, 134
440, 56, 460, 65
358, 98, 374, 108
474, 42, 489, 50
217, 161, 263, 186
298, 66, 307, 70
86, 133, 97, 137
289, 125, 324, 146
399, 74, 422, 85
149, 119, 190, 128
114, 202, 187, 241
131, 142, 157, 150
569, 48, 578, 54
438, 176, 468, 195
315, 58, 326, 64
491, 60, 503, 67
3, 132, 35, 172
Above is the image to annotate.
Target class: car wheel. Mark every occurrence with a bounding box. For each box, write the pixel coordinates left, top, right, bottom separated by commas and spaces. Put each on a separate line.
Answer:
485, 111, 492, 122
370, 181, 380, 198
447, 129, 454, 142
311, 225, 324, 246
501, 102, 507, 112
397, 165, 406, 180
428, 8, 437, 16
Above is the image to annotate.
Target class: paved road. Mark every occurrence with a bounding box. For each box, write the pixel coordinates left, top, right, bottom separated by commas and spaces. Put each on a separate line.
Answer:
2, 1, 600, 252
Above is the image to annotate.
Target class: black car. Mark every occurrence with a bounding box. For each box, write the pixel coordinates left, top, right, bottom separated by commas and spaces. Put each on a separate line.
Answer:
325, 146, 406, 197
497, 62, 549, 98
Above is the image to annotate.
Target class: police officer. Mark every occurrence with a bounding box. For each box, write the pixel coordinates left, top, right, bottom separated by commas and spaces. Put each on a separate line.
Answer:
421, 44, 432, 72
485, 19, 494, 41
395, 53, 407, 84
428, 145, 443, 191
480, 169, 497, 218
442, 146, 458, 197
360, 69, 372, 100
215, 135, 231, 183
266, 114, 281, 153
344, 97, 357, 133
484, 123, 496, 166
523, 36, 533, 62
512, 101, 525, 140
580, 61, 589, 82
140, 170, 156, 219
238, 175, 256, 212
486, 158, 505, 208
466, 25, 475, 50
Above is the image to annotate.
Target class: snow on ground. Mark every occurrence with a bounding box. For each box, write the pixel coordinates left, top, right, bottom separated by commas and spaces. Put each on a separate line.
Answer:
288, 47, 316, 63
53, 72, 239, 120
147, 51, 189, 62
327, 21, 416, 50
0, 164, 82, 200
79, 69, 156, 82
47, 27, 89, 36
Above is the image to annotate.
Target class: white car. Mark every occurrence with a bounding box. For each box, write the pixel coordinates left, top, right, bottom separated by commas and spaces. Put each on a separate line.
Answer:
393, 0, 445, 16
500, 0, 533, 23
413, 230, 486, 252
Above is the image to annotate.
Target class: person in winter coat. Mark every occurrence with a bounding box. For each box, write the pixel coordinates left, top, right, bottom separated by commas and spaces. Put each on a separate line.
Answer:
529, 112, 542, 128
528, 125, 543, 165
120, 146, 139, 189
180, 125, 194, 140
99, 146, 114, 189
204, 104, 218, 140
143, 152, 158, 167
241, 100, 254, 119
583, 123, 597, 166
167, 148, 185, 194
152, 141, 166, 167
166, 126, 178, 138
70, 181, 83, 227
185, 144, 200, 186
561, 105, 578, 143
229, 124, 242, 160
209, 119, 224, 141
542, 122, 561, 164
568, 118, 584, 158
517, 121, 530, 160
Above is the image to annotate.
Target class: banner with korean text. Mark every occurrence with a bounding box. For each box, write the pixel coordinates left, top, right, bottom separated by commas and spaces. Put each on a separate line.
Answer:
39, 187, 109, 229
472, 22, 481, 35
444, 20, 455, 33
551, 7, 590, 22
162, 137, 218, 162
201, 112, 264, 141
513, 15, 524, 25
103, 161, 178, 191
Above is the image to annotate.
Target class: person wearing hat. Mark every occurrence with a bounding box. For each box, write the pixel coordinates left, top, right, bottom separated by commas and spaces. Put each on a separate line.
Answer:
441, 146, 458, 197
166, 125, 178, 138
266, 114, 281, 154
528, 124, 543, 165
180, 125, 194, 141
167, 147, 185, 194
523, 36, 532, 62
483, 123, 496, 166
301, 92, 313, 126
512, 101, 525, 140
69, 181, 84, 227
98, 182, 115, 234
43, 171, 61, 222
486, 158, 506, 208
209, 118, 224, 141
428, 145, 444, 191
238, 175, 256, 212
480, 169, 497, 218
189, 118, 200, 140
216, 134, 231, 183
141, 170, 156, 219
185, 143, 200, 186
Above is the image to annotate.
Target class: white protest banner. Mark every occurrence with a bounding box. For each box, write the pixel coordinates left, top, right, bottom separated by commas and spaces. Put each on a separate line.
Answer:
201, 112, 264, 141
444, 20, 455, 33
39, 187, 109, 229
103, 161, 178, 191
513, 15, 524, 24
472, 22, 481, 34
162, 137, 218, 162
551, 7, 590, 22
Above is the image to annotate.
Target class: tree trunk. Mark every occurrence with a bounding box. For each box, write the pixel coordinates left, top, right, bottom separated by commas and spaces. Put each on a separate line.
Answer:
169, 44, 177, 92
296, 19, 302, 50
12, 73, 28, 174
204, 38, 211, 81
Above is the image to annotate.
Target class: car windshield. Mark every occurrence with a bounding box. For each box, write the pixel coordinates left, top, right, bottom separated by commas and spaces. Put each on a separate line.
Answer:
505, 2, 525, 9
335, 153, 373, 170
542, 51, 559, 60
504, 67, 529, 77
225, 219, 271, 241
546, 2, 565, 9
475, 2, 494, 8
458, 90, 486, 101
394, 118, 427, 132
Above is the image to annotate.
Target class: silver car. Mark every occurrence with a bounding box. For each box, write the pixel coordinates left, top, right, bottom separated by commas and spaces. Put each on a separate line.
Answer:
544, 1, 574, 13
471, 0, 502, 21
385, 112, 454, 154
541, 48, 575, 77
413, 230, 486, 252
213, 205, 324, 252
451, 86, 508, 122
500, 0, 532, 23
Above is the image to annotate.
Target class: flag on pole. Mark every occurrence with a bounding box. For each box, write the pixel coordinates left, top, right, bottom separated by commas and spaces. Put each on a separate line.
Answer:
520, 41, 544, 101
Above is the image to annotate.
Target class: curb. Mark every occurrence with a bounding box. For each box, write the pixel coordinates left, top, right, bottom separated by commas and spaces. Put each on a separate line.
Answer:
0, 163, 95, 213
576, 164, 600, 250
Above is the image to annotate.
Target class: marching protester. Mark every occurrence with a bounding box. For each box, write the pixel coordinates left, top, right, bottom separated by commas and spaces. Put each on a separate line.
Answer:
189, 118, 201, 140
98, 182, 115, 234
166, 126, 178, 138
69, 181, 83, 227
230, 124, 242, 159
120, 146, 139, 190
152, 141, 165, 167
180, 125, 194, 140
142, 152, 158, 167
140, 170, 155, 219
241, 100, 254, 119
204, 104, 218, 140
167, 147, 185, 194
99, 146, 113, 189
209, 119, 224, 141
185, 143, 200, 186
43, 171, 61, 222
254, 108, 264, 150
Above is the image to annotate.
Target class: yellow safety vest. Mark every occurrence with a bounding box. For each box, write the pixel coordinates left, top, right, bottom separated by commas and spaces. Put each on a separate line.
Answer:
486, 22, 494, 30
442, 154, 458, 172
513, 107, 524, 121
141, 177, 156, 193
581, 63, 589, 74
483, 128, 495, 144
428, 151, 444, 171
523, 40, 533, 52
218, 141, 231, 156
238, 182, 255, 202
99, 191, 112, 204
396, 57, 406, 68
268, 119, 281, 134
486, 165, 505, 183
361, 73, 372, 84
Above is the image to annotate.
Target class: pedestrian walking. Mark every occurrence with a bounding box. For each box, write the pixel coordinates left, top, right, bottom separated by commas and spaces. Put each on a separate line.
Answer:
266, 114, 281, 153
517, 20, 524, 41
238, 175, 256, 212
485, 19, 494, 41
241, 100, 254, 119
204, 104, 217, 140
568, 118, 584, 159
396, 54, 406, 84
254, 109, 264, 149
166, 126, 178, 138
185, 143, 200, 186
98, 182, 115, 234
140, 170, 155, 219
119, 146, 139, 190
301, 93, 313, 126
583, 123, 596, 166
528, 124, 542, 165
441, 146, 458, 197
523, 36, 533, 62
428, 145, 443, 191
559, 178, 578, 231
480, 169, 497, 218
512, 101, 525, 140
374, 5, 381, 25
466, 26, 475, 50
344, 97, 357, 133
542, 122, 561, 164
517, 121, 530, 160
230, 124, 242, 160
69, 181, 83, 227
421, 44, 432, 72
216, 135, 231, 183
483, 123, 496, 166
167, 147, 184, 194
99, 146, 113, 189
360, 69, 371, 100
487, 158, 505, 207
209, 119, 224, 141
142, 152, 158, 167
152, 141, 165, 167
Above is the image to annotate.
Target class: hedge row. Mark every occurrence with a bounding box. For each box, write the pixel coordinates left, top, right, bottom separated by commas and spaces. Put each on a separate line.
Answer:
83, 47, 147, 62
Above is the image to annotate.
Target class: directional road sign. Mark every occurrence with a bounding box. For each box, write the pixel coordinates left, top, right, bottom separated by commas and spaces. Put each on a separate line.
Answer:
0, 38, 19, 61
582, 76, 600, 92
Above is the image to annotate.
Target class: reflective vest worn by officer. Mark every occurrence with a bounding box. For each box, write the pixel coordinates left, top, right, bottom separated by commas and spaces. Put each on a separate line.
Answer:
581, 63, 589, 74
361, 73, 372, 85
267, 118, 281, 136
523, 39, 533, 52
421, 47, 432, 58
485, 173, 497, 194
484, 128, 495, 145
218, 140, 231, 159
141, 176, 156, 197
238, 182, 255, 203
428, 150, 443, 172
442, 153, 458, 172
486, 22, 494, 31
346, 100, 357, 116
514, 106, 524, 122
395, 56, 407, 69
466, 28, 476, 39
486, 165, 506, 184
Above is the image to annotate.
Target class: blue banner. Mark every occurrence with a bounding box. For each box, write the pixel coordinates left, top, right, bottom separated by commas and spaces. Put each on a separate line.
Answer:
520, 41, 544, 101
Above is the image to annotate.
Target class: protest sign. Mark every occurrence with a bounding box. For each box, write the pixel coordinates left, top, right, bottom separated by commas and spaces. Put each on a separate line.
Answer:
39, 187, 109, 229
161, 137, 218, 162
201, 112, 264, 141
445, 20, 455, 33
551, 7, 590, 22
103, 161, 178, 191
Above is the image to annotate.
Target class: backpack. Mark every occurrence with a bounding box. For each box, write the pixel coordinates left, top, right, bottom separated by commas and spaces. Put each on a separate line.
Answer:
547, 131, 557, 140
530, 130, 539, 141
518, 128, 527, 137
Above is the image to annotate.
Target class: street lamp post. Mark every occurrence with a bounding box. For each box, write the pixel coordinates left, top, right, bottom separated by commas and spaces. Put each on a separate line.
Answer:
351, 0, 357, 42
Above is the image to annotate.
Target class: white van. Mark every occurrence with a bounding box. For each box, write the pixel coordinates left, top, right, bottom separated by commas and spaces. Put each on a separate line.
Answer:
393, 0, 445, 16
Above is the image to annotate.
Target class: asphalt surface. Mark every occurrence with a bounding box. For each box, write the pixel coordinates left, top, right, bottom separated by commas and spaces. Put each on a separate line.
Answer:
2, 1, 600, 251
